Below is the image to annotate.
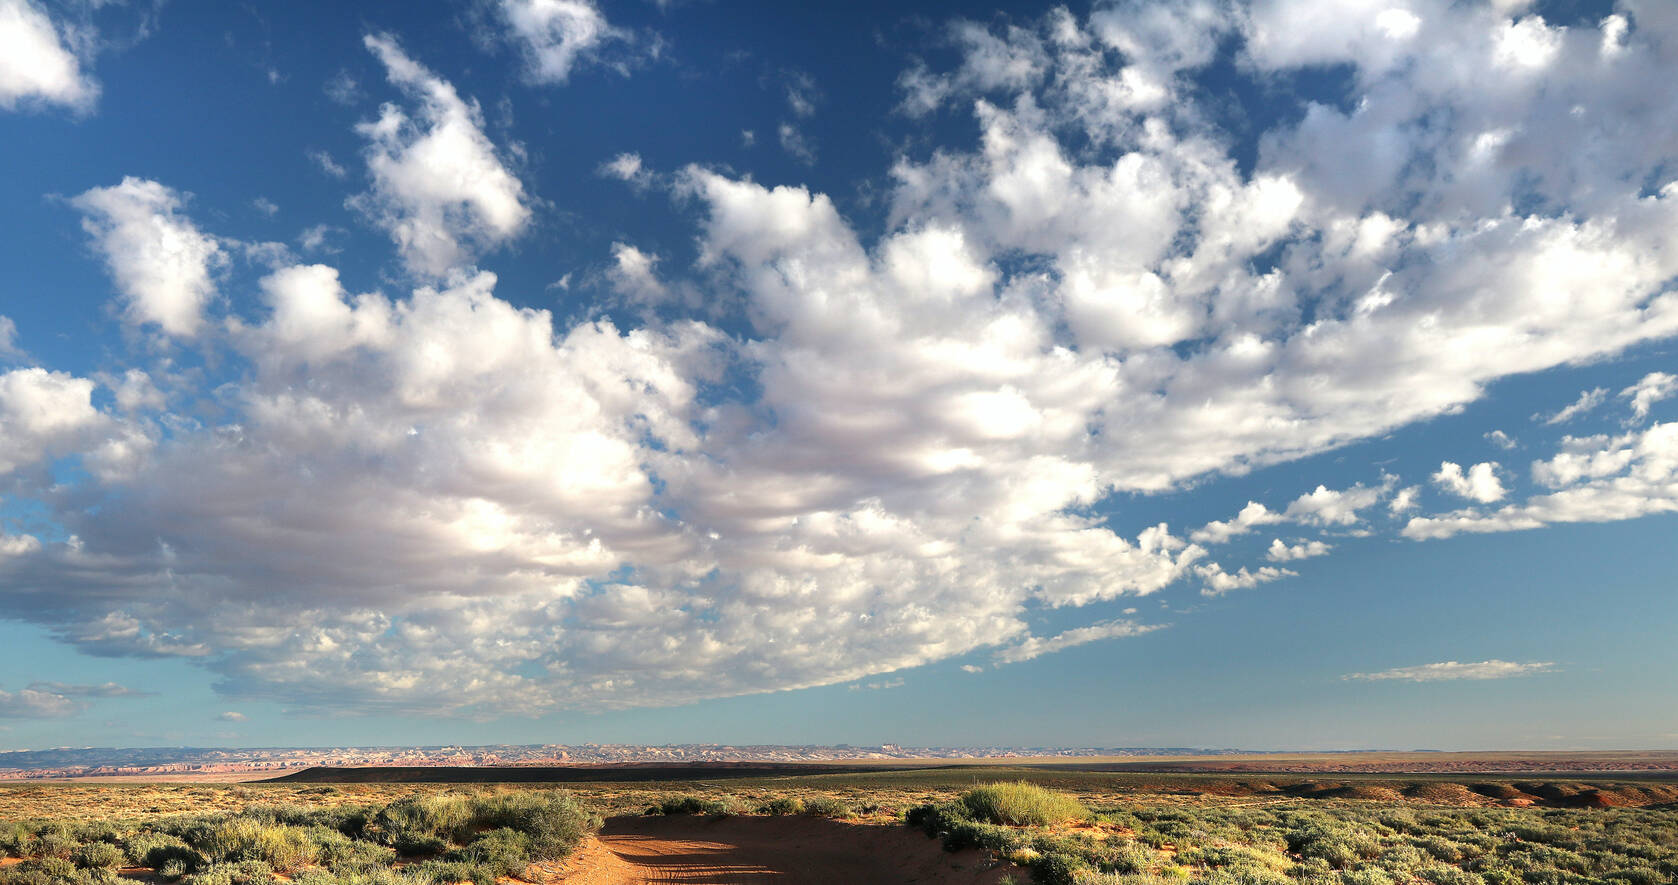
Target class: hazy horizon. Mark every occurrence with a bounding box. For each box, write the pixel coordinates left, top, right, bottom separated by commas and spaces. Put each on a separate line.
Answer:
1, 0, 1675, 752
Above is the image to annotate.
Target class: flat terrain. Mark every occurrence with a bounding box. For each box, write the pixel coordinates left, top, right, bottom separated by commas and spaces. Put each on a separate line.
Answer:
2, 766, 1676, 884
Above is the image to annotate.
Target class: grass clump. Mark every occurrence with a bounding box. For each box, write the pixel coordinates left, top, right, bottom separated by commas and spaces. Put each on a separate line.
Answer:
961, 782, 1090, 827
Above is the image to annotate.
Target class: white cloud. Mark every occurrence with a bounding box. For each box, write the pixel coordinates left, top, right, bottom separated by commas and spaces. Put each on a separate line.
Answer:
1266, 537, 1331, 562
0, 0, 97, 112
324, 70, 359, 105
1432, 461, 1506, 503
783, 69, 817, 118
0, 315, 19, 359
994, 618, 1164, 664
1388, 485, 1420, 513
1284, 483, 1387, 526
496, 0, 626, 84
1539, 387, 1608, 425
252, 197, 279, 217
1345, 660, 1556, 682
1621, 371, 1678, 423
778, 122, 814, 164
298, 224, 342, 254
0, 368, 108, 476
72, 178, 224, 337
216, 711, 246, 722
1484, 429, 1516, 450
1196, 562, 1294, 596
12, 2, 1678, 716
599, 151, 652, 190
1191, 501, 1281, 544
0, 681, 139, 718
606, 242, 668, 304
309, 149, 348, 179
353, 35, 531, 278
1406, 422, 1678, 540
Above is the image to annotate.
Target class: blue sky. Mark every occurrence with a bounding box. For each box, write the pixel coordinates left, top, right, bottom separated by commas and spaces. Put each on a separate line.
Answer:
1, 0, 1675, 752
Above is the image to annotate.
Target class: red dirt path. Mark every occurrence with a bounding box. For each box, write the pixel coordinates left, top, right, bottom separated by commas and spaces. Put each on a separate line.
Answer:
547, 815, 1011, 884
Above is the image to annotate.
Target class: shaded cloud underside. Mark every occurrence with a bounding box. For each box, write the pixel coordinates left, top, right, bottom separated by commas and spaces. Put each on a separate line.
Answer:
1, 1, 1677, 716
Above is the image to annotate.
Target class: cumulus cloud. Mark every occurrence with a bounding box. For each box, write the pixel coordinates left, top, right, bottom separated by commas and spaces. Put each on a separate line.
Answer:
606, 242, 669, 304
353, 35, 531, 278
994, 618, 1164, 664
1432, 461, 1507, 503
1405, 422, 1678, 540
0, 367, 109, 476
1345, 660, 1556, 682
1484, 429, 1516, 450
12, 1, 1678, 716
599, 151, 652, 190
1266, 538, 1331, 562
1283, 483, 1388, 526
0, 0, 97, 112
1196, 562, 1294, 596
1621, 371, 1678, 423
216, 711, 246, 722
1388, 485, 1420, 514
72, 178, 224, 337
1191, 501, 1281, 544
496, 0, 628, 84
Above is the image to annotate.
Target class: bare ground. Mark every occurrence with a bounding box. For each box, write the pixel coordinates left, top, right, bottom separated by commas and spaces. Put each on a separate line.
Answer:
545, 815, 1010, 885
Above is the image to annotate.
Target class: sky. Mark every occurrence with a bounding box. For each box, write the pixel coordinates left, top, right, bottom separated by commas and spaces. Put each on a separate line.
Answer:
0, 0, 1675, 752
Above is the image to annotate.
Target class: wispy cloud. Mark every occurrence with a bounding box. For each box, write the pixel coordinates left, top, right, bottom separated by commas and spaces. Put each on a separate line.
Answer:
1344, 660, 1556, 682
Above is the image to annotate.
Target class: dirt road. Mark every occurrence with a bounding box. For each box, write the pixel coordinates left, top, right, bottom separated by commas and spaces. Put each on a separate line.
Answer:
548, 815, 1011, 884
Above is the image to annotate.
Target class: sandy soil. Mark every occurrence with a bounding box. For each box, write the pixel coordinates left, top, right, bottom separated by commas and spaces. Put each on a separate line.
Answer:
548, 815, 1011, 885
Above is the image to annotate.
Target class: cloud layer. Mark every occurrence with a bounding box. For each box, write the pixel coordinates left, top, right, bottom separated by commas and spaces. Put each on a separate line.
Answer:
4, 2, 1678, 715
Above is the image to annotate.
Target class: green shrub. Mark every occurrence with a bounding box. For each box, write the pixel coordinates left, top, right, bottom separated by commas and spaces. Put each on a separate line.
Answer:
451, 827, 530, 877
469, 791, 594, 860
758, 797, 803, 815
71, 841, 124, 870
962, 783, 1089, 827
189, 819, 317, 873
1030, 851, 1086, 885
655, 795, 733, 817
124, 830, 197, 869
801, 796, 854, 818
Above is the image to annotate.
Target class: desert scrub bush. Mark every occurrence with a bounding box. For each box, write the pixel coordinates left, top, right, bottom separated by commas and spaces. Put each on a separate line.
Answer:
467, 790, 595, 860
0, 856, 97, 885
366, 795, 473, 851
1029, 850, 1088, 885
801, 796, 854, 818
188, 818, 317, 873
305, 826, 396, 873
449, 827, 531, 878
757, 796, 803, 815
652, 795, 734, 816
124, 830, 196, 869
963, 782, 1090, 827
0, 822, 35, 858
71, 840, 124, 872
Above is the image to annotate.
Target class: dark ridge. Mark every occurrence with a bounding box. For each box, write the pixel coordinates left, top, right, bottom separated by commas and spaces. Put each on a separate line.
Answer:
267, 761, 926, 783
